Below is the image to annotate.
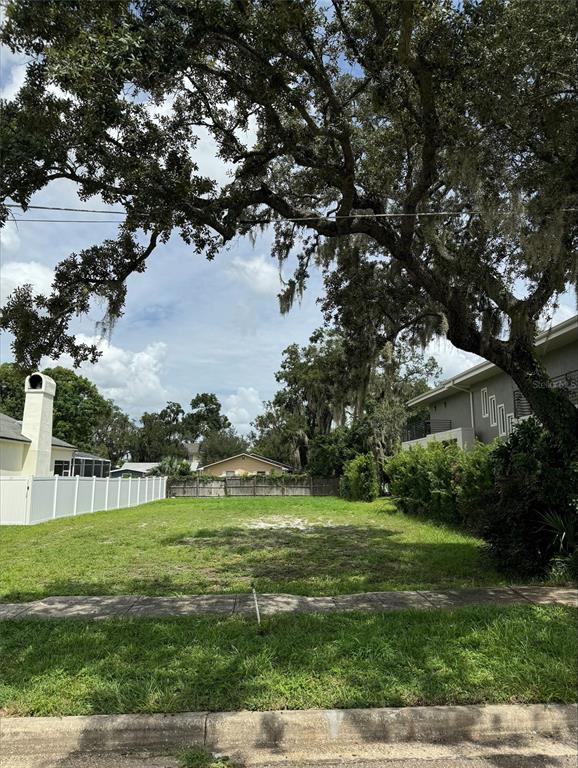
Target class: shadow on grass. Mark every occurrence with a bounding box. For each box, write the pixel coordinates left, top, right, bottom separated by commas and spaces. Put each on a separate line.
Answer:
0, 606, 575, 723
1, 525, 503, 602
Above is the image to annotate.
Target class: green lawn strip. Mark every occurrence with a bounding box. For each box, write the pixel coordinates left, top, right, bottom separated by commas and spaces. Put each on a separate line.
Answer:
180, 752, 239, 768
0, 605, 575, 716
0, 497, 507, 601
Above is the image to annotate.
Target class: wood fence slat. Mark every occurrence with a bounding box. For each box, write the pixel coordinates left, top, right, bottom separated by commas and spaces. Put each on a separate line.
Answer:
167, 477, 339, 498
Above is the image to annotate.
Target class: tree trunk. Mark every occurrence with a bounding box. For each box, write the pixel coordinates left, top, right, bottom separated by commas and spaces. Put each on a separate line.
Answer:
508, 356, 578, 456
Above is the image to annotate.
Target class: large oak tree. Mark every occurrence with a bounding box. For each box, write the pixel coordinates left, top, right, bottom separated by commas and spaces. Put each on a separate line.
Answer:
1, 0, 577, 448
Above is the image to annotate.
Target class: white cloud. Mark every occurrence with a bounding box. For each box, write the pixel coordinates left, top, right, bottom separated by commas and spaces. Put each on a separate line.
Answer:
0, 221, 22, 253
424, 337, 482, 381
224, 386, 262, 433
0, 260, 54, 305
49, 335, 169, 417
229, 255, 282, 296
0, 47, 28, 100
540, 301, 576, 329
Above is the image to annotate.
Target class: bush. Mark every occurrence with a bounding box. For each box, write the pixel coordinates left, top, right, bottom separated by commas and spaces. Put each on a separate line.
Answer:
308, 427, 357, 477
340, 453, 379, 501
148, 456, 193, 478
385, 419, 578, 579
385, 441, 462, 524
468, 419, 578, 578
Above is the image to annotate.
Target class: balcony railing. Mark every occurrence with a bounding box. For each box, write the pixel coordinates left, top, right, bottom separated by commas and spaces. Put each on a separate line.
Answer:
513, 370, 578, 419
403, 419, 452, 442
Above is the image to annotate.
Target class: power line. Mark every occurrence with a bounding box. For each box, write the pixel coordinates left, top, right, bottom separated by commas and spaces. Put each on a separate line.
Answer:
5, 204, 126, 215
5, 202, 578, 225
9, 218, 124, 223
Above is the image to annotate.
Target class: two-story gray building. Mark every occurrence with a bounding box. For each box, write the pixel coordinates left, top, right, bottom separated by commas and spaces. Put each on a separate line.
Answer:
402, 315, 578, 450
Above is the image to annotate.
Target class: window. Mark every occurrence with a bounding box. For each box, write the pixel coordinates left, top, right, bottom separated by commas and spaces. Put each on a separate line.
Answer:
498, 404, 506, 436
257, 471, 266, 476
226, 471, 236, 478
53, 460, 70, 476
481, 388, 488, 418
506, 413, 515, 435
489, 395, 497, 426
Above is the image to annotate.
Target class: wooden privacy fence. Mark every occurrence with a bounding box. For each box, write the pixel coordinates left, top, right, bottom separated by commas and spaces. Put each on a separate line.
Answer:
168, 476, 340, 498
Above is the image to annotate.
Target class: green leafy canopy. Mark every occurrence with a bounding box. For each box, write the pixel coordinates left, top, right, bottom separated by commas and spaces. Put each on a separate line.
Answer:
1, 0, 577, 443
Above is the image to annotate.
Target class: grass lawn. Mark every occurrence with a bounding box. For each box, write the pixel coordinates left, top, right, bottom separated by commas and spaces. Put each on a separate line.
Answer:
0, 605, 575, 716
0, 497, 509, 601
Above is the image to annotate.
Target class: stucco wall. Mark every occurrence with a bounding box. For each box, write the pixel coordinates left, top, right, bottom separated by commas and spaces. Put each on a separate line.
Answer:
541, 343, 578, 378
428, 389, 472, 433
0, 439, 27, 476
50, 446, 75, 474
199, 455, 281, 476
425, 335, 577, 444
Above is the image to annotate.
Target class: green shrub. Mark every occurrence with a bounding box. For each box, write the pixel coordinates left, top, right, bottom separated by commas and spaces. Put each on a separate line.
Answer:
468, 419, 578, 578
385, 421, 578, 579
455, 441, 496, 529
148, 456, 193, 478
340, 453, 379, 501
385, 441, 462, 524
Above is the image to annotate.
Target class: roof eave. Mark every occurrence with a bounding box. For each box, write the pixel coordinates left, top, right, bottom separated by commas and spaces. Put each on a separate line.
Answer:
406, 314, 578, 409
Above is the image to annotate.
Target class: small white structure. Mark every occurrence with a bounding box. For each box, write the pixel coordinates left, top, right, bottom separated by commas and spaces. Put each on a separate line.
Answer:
400, 426, 476, 451
0, 373, 75, 477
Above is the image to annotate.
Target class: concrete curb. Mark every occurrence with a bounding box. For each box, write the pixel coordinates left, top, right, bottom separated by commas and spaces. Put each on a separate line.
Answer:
1, 704, 576, 758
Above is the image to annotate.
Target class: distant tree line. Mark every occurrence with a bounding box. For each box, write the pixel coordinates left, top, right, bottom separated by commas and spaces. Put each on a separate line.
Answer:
249, 326, 440, 475
0, 321, 439, 474
0, 363, 246, 467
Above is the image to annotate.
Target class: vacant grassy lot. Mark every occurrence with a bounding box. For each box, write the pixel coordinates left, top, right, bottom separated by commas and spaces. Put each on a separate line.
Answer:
0, 497, 509, 601
0, 605, 574, 716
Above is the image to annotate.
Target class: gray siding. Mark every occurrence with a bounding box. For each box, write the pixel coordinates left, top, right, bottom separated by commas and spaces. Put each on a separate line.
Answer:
425, 336, 577, 444
428, 390, 471, 432
471, 372, 515, 443
541, 344, 578, 378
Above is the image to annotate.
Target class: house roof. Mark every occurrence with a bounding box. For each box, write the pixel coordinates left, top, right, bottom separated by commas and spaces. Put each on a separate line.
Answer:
198, 452, 293, 472
73, 451, 111, 462
407, 314, 578, 409
111, 462, 159, 473
0, 412, 75, 448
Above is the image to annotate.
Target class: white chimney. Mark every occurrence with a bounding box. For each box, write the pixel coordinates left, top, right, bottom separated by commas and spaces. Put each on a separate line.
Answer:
21, 372, 56, 476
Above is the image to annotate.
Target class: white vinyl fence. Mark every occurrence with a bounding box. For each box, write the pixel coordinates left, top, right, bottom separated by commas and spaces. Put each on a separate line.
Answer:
0, 475, 167, 525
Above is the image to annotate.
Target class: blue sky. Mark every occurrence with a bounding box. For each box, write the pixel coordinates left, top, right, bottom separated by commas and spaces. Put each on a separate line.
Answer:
1, 44, 575, 432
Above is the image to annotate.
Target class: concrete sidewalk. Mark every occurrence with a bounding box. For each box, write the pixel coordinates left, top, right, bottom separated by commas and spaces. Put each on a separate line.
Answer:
0, 586, 575, 620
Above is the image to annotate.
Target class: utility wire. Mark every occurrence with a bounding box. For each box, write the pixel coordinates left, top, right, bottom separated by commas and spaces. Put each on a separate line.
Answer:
5, 202, 578, 225
9, 218, 125, 223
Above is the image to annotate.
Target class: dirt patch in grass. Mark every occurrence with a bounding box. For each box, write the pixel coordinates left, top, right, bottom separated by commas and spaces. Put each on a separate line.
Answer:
0, 497, 508, 601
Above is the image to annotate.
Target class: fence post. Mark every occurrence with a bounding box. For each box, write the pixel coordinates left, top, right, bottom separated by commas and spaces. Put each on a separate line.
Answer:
128, 475, 132, 505
253, 475, 256, 496
117, 477, 122, 509
52, 475, 59, 518
105, 476, 110, 510
74, 475, 80, 515
91, 476, 96, 512
137, 476, 141, 504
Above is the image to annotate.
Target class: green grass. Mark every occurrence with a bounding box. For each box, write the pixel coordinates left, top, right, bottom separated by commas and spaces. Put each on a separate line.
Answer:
0, 605, 575, 716
180, 752, 239, 768
0, 497, 509, 601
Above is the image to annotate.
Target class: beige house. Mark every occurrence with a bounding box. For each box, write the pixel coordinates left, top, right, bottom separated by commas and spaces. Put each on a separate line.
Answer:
0, 373, 75, 476
197, 453, 292, 477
